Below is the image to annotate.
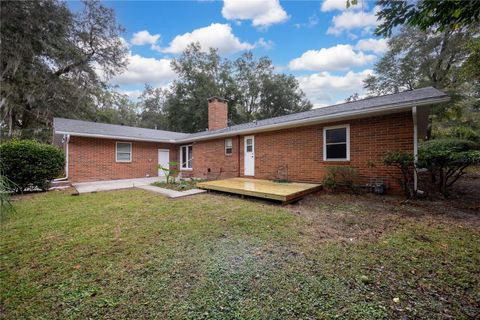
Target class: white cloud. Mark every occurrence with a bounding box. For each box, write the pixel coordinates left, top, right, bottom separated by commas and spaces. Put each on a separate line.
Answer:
321, 0, 368, 12
110, 53, 176, 86
355, 38, 388, 54
255, 37, 274, 50
297, 69, 372, 107
222, 0, 289, 28
130, 30, 161, 46
327, 6, 380, 36
162, 23, 254, 55
288, 44, 376, 71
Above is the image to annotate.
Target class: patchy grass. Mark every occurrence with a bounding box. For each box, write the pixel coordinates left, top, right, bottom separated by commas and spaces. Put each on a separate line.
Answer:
151, 179, 203, 191
1, 189, 479, 319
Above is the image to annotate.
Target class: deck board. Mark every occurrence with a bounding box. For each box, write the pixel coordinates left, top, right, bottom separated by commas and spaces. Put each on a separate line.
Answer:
197, 178, 321, 203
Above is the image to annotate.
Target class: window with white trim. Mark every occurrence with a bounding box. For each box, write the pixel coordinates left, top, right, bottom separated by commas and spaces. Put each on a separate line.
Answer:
225, 138, 233, 155
323, 125, 350, 161
116, 142, 132, 162
180, 145, 193, 170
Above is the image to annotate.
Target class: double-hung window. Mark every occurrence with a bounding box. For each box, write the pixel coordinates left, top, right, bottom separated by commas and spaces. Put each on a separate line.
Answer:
116, 142, 132, 162
225, 138, 233, 155
180, 145, 193, 170
323, 125, 350, 161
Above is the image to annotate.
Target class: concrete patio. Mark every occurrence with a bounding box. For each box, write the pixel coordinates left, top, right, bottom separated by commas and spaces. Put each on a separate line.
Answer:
73, 177, 165, 194
72, 177, 207, 198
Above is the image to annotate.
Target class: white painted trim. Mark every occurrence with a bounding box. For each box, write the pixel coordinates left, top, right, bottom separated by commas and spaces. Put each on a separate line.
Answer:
412, 106, 418, 192
244, 136, 255, 176
174, 96, 450, 143
55, 131, 177, 143
158, 149, 170, 177
180, 144, 193, 170
323, 124, 350, 161
225, 138, 233, 155
116, 142, 132, 163
55, 96, 450, 144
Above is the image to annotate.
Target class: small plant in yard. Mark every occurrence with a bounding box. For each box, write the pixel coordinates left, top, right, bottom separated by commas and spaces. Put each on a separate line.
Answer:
151, 178, 203, 191
0, 140, 65, 192
158, 161, 178, 183
383, 151, 416, 199
0, 174, 16, 215
322, 166, 357, 192
418, 139, 480, 197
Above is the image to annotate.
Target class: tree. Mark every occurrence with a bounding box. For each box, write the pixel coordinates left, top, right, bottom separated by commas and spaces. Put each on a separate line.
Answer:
364, 25, 480, 138
163, 44, 312, 133
0, 0, 128, 141
418, 139, 480, 197
374, 0, 480, 37
163, 43, 239, 133
137, 85, 170, 130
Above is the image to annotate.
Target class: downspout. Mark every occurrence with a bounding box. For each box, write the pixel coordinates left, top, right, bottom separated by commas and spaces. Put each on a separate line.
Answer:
237, 135, 241, 177
55, 134, 70, 181
412, 106, 418, 192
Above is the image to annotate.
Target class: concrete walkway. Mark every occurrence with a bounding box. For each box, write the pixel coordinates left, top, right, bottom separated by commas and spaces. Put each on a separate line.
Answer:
73, 177, 165, 194
136, 185, 206, 199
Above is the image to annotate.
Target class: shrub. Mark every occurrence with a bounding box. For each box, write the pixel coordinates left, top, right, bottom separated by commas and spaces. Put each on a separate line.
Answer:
418, 139, 480, 197
383, 151, 415, 199
158, 161, 178, 183
322, 166, 357, 192
0, 140, 65, 192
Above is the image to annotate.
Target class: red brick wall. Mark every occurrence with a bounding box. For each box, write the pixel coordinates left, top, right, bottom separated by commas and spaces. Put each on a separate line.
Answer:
208, 98, 228, 131
189, 137, 240, 179
190, 112, 414, 193
68, 111, 414, 194
68, 136, 177, 182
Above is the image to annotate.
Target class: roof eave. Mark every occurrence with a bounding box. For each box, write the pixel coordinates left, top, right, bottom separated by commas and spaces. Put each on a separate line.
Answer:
175, 96, 450, 143
54, 131, 179, 143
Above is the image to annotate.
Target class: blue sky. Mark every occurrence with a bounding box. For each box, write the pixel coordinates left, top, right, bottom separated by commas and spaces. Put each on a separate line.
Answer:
69, 0, 387, 107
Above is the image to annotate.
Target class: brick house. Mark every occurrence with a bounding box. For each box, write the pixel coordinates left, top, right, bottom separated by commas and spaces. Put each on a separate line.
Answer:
53, 87, 449, 194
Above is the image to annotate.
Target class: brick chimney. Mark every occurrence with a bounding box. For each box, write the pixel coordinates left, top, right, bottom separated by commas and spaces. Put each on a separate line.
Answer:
208, 97, 228, 131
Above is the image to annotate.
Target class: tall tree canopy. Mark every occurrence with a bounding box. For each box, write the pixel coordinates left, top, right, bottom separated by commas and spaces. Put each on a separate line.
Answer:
374, 0, 480, 37
364, 24, 480, 139
0, 0, 128, 140
158, 44, 312, 133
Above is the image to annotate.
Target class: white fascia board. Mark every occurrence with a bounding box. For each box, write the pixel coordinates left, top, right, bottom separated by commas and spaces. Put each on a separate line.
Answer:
54, 131, 178, 143
55, 96, 449, 144
175, 96, 450, 143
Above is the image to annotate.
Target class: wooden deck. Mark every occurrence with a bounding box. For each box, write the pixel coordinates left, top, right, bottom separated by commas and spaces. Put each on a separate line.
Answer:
197, 178, 322, 204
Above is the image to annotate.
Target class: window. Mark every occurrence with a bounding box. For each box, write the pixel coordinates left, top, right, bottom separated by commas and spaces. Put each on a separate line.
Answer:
246, 138, 253, 153
225, 138, 233, 155
323, 125, 350, 161
180, 145, 193, 170
116, 142, 132, 162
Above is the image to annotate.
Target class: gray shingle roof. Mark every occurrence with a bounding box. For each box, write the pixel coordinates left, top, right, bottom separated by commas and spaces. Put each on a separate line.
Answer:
54, 118, 189, 141
185, 87, 448, 139
54, 87, 448, 142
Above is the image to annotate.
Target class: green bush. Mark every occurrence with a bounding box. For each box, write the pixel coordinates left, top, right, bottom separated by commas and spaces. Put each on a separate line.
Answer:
322, 166, 357, 192
0, 140, 65, 192
383, 151, 415, 199
418, 139, 480, 197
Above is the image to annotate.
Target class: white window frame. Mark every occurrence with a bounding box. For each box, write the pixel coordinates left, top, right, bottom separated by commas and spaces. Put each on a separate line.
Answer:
225, 138, 233, 156
323, 124, 350, 161
116, 142, 132, 163
180, 144, 193, 170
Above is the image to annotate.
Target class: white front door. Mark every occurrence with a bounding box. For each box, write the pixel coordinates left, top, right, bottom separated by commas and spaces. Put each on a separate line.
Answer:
244, 136, 255, 176
158, 149, 170, 176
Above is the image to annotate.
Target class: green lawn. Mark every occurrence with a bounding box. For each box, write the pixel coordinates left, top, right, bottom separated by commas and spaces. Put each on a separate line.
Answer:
1, 189, 479, 319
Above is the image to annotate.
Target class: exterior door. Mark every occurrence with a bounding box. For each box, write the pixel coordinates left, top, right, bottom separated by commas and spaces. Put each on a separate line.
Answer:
158, 149, 170, 176
244, 136, 255, 176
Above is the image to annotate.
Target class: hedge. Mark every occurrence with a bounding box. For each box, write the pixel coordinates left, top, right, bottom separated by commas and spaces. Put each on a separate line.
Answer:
0, 140, 65, 192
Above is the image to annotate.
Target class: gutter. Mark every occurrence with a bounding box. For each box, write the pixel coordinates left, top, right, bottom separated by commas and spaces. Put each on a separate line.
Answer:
55, 134, 70, 181
175, 96, 450, 143
53, 131, 180, 144
54, 96, 450, 144
412, 106, 418, 192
